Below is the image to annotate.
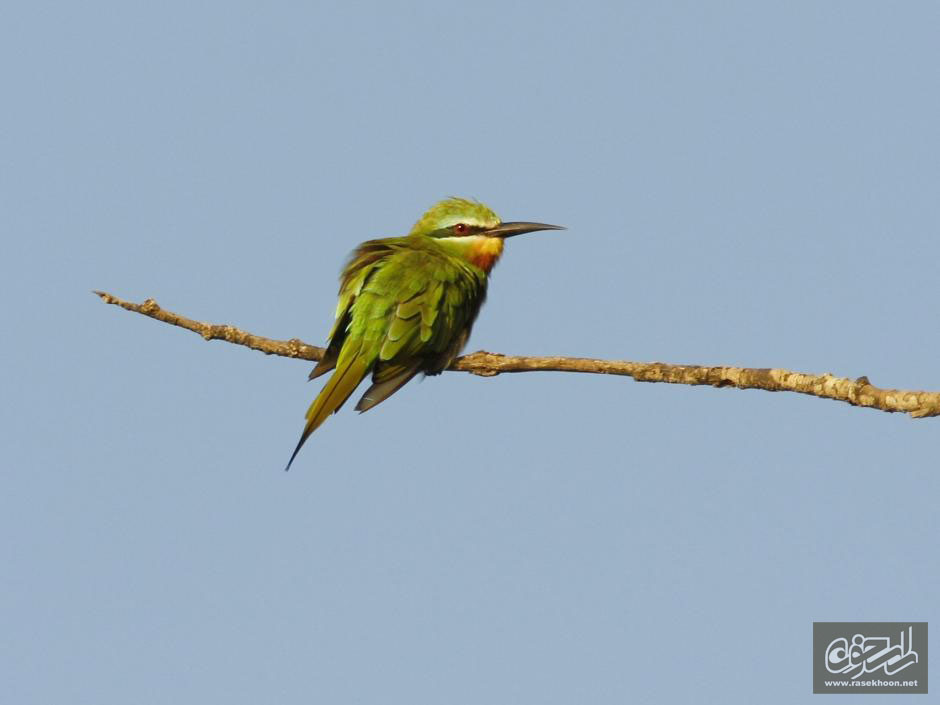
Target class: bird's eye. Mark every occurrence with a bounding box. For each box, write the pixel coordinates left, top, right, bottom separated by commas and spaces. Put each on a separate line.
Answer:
453, 223, 468, 235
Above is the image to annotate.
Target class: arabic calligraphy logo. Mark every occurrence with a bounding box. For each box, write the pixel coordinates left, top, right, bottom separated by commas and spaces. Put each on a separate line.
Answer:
825, 626, 919, 680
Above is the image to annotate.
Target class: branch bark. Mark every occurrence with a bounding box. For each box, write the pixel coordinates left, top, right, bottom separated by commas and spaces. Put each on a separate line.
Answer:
94, 290, 940, 419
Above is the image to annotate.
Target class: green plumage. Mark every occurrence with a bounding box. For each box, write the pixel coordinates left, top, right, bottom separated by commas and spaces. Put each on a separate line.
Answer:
285, 197, 563, 470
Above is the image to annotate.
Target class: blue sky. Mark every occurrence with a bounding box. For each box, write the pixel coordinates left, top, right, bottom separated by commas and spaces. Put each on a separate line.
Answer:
2, 2, 938, 703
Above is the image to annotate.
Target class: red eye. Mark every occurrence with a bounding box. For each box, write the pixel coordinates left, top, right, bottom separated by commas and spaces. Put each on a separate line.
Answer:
453, 223, 468, 235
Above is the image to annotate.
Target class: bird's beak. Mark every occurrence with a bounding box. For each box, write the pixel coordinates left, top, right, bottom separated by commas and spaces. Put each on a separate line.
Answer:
485, 221, 566, 238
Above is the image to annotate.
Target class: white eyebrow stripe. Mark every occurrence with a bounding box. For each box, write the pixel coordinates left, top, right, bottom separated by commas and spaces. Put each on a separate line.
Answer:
436, 214, 497, 230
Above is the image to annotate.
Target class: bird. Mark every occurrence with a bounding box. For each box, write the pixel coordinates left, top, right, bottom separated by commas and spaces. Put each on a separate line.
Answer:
285, 197, 564, 470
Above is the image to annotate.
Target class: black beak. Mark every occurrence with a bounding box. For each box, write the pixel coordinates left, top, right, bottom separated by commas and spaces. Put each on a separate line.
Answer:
485, 221, 566, 238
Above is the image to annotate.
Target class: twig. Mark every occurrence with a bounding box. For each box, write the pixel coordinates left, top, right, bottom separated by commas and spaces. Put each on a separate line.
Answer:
94, 291, 940, 418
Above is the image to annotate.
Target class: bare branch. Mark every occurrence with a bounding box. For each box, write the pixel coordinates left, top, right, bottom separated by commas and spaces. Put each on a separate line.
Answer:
94, 290, 323, 361
94, 290, 940, 419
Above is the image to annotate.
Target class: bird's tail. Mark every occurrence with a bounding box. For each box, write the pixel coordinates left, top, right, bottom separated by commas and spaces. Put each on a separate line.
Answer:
285, 352, 371, 470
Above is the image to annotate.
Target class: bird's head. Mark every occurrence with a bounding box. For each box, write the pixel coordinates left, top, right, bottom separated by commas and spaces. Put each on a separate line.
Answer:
408, 197, 564, 241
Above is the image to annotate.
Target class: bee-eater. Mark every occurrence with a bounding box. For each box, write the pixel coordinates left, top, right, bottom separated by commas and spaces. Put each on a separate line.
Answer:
286, 197, 564, 469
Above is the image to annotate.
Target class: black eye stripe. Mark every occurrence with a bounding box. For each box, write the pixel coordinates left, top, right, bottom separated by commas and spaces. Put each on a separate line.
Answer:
429, 224, 484, 239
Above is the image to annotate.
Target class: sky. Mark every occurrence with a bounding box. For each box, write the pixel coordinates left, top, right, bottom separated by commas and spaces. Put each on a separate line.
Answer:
2, 1, 938, 703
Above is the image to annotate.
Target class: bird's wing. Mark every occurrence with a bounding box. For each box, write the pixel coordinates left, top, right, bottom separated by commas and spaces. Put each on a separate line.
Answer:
353, 250, 486, 411
289, 241, 400, 468
308, 239, 396, 380
288, 245, 486, 467
351, 285, 439, 412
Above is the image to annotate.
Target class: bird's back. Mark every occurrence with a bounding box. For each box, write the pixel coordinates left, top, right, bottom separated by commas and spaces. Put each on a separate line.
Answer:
345, 235, 489, 374
302, 236, 489, 424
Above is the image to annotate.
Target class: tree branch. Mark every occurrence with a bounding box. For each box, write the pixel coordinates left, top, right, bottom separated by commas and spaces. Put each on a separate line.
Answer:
94, 290, 940, 419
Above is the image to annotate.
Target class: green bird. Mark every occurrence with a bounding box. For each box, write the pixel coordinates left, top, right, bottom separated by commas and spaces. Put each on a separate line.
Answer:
286, 197, 564, 469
